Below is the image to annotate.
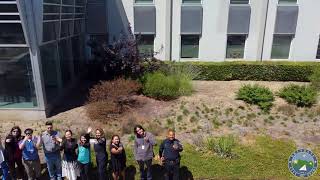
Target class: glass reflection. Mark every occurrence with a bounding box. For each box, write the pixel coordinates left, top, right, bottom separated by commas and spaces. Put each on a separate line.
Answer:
0, 23, 26, 44
0, 48, 37, 108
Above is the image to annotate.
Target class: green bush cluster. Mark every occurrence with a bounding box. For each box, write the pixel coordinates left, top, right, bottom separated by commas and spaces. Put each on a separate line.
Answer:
206, 135, 236, 158
237, 84, 274, 112
278, 84, 317, 107
142, 72, 193, 100
169, 61, 319, 81
310, 67, 320, 90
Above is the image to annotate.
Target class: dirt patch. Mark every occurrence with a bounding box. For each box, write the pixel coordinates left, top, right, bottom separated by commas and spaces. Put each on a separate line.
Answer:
0, 81, 318, 148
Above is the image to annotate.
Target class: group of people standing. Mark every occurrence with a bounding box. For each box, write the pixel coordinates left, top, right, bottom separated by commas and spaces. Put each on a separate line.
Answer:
0, 122, 183, 180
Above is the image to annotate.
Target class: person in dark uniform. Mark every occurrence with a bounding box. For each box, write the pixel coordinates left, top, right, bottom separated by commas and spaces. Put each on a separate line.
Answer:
110, 135, 126, 180
5, 126, 25, 180
87, 127, 108, 180
159, 130, 183, 180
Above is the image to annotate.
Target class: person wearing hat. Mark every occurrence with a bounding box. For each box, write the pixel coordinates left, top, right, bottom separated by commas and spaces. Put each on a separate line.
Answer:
19, 128, 41, 180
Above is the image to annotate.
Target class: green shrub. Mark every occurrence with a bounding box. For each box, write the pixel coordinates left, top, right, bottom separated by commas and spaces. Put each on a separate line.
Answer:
206, 135, 236, 158
237, 84, 274, 112
278, 84, 318, 107
165, 61, 319, 81
142, 72, 193, 100
310, 67, 320, 90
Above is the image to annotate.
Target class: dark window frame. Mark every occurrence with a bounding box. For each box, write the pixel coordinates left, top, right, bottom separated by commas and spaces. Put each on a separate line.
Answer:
180, 35, 200, 59
230, 0, 250, 4
136, 34, 155, 56
182, 0, 202, 4
135, 0, 153, 4
271, 34, 293, 59
278, 0, 297, 4
226, 34, 247, 59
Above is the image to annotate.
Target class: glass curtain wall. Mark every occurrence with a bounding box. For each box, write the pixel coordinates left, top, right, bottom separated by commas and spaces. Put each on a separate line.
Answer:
0, 1, 37, 108
40, 0, 86, 105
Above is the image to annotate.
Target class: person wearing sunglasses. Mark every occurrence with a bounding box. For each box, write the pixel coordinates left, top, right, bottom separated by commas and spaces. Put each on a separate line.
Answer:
19, 128, 41, 180
4, 126, 24, 180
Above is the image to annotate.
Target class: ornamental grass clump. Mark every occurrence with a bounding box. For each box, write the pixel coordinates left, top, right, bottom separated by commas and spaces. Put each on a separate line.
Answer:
236, 84, 274, 112
142, 72, 193, 100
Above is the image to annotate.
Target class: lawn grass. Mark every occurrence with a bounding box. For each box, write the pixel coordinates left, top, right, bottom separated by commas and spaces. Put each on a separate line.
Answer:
180, 136, 297, 179
89, 136, 320, 179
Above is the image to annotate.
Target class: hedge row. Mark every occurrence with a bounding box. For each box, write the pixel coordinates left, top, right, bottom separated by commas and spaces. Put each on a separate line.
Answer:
171, 61, 320, 82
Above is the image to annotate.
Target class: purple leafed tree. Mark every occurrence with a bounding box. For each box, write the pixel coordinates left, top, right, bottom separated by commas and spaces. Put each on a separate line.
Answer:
88, 24, 164, 79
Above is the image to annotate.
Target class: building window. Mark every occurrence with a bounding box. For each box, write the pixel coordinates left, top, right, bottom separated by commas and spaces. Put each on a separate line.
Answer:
230, 0, 249, 4
182, 0, 201, 4
60, 20, 73, 38
135, 0, 153, 3
0, 4, 19, 12
43, 0, 60, 4
181, 35, 199, 58
278, 0, 297, 4
40, 43, 60, 104
226, 35, 246, 59
58, 39, 73, 88
136, 35, 154, 55
43, 21, 60, 42
271, 35, 292, 59
317, 38, 320, 59
0, 48, 37, 108
0, 23, 26, 44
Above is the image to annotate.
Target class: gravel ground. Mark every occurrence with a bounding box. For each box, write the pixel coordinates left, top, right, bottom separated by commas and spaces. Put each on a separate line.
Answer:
0, 80, 318, 149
